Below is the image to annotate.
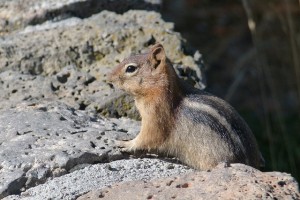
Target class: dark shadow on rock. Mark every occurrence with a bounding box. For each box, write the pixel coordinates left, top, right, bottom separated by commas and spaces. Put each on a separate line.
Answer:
29, 0, 161, 26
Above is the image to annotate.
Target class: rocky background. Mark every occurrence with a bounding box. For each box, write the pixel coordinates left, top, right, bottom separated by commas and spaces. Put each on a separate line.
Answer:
0, 0, 299, 199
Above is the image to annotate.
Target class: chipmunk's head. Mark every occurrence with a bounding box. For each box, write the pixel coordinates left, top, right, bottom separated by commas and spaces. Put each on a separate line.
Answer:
108, 43, 175, 96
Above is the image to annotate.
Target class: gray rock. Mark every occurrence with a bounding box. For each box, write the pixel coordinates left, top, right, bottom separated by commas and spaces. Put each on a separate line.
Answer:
0, 101, 141, 198
0, 0, 161, 34
4, 159, 193, 200
78, 163, 300, 200
0, 70, 50, 110
0, 10, 205, 119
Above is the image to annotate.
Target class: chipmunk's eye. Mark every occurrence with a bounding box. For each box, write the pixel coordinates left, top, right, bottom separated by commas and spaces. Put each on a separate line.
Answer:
125, 64, 137, 73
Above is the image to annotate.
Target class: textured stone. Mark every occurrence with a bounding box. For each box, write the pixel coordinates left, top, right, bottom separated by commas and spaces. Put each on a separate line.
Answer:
0, 10, 205, 119
0, 101, 140, 198
0, 0, 161, 34
4, 159, 193, 200
78, 163, 300, 200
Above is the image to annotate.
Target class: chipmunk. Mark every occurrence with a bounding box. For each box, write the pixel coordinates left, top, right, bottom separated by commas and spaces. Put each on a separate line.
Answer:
109, 43, 264, 170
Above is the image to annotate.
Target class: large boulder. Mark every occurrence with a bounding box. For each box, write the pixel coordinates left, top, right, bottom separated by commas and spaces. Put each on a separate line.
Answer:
2, 103, 299, 200
0, 101, 135, 198
79, 163, 300, 200
0, 0, 161, 34
0, 10, 205, 119
0, 102, 193, 199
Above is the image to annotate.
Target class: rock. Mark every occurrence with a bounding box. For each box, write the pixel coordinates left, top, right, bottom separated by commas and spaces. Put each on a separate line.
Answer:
4, 159, 193, 200
0, 101, 141, 198
0, 10, 205, 119
0, 0, 161, 34
78, 163, 300, 200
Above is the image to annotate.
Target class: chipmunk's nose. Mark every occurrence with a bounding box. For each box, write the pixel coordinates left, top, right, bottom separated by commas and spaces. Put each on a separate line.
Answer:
107, 69, 122, 88
108, 62, 124, 85
106, 73, 117, 89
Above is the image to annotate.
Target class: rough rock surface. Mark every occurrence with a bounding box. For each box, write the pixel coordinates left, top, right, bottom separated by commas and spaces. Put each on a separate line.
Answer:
4, 159, 193, 200
0, 10, 205, 119
0, 102, 193, 199
0, 0, 161, 34
79, 163, 300, 200
0, 101, 137, 198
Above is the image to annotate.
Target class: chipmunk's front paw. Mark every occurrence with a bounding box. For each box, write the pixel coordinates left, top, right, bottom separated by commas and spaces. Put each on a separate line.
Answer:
115, 140, 136, 153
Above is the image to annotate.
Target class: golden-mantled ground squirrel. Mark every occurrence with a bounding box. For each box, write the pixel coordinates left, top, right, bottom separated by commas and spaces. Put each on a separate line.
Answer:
109, 43, 264, 170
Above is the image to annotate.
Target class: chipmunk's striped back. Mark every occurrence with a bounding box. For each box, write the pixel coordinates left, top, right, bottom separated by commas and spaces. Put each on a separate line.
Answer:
161, 91, 263, 170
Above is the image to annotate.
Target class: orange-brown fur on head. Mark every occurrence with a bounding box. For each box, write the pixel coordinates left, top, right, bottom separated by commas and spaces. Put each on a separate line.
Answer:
109, 43, 183, 150
109, 43, 180, 98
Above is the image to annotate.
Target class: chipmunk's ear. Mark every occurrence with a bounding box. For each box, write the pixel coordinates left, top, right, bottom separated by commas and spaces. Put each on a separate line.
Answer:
150, 43, 166, 69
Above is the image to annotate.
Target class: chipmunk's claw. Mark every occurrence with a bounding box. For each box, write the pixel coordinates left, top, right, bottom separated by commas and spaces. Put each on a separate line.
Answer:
115, 140, 135, 153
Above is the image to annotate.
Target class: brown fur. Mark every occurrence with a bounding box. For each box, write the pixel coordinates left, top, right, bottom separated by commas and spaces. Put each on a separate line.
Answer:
109, 44, 181, 150
108, 43, 263, 170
